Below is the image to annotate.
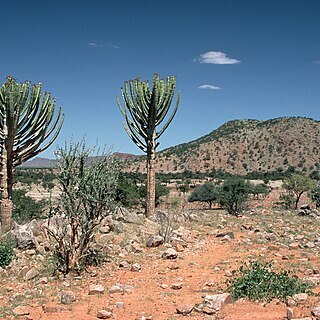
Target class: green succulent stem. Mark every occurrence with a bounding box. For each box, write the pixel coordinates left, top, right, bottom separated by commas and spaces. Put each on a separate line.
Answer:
0, 76, 64, 233
117, 73, 179, 217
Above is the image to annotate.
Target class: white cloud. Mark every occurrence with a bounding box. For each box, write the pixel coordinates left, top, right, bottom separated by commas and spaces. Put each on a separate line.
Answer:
314, 60, 320, 64
107, 42, 119, 49
195, 51, 240, 64
87, 42, 104, 48
199, 84, 221, 90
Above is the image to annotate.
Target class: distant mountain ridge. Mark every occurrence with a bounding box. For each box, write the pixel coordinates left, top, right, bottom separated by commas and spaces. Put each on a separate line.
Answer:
20, 152, 140, 168
127, 117, 320, 175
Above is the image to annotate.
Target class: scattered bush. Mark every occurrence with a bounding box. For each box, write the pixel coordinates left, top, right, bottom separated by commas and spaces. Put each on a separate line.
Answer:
0, 240, 14, 268
218, 178, 252, 215
12, 189, 46, 224
188, 182, 219, 209
227, 261, 311, 302
46, 142, 119, 274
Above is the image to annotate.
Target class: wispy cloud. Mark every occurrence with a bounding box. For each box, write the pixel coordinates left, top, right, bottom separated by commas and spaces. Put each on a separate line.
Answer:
87, 42, 104, 48
314, 60, 320, 64
195, 51, 240, 64
87, 42, 119, 49
199, 84, 221, 90
107, 42, 119, 49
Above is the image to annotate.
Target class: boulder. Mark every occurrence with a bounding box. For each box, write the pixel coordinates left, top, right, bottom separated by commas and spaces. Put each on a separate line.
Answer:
146, 235, 164, 247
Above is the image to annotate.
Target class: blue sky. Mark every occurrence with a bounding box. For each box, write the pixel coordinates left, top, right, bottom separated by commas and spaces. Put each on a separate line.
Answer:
1, 0, 320, 158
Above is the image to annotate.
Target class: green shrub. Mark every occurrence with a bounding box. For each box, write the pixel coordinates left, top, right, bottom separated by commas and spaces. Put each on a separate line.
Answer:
0, 240, 14, 268
227, 261, 311, 302
12, 189, 46, 224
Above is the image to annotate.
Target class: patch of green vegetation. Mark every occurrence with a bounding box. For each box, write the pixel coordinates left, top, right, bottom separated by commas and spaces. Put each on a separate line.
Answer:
0, 240, 15, 268
227, 260, 311, 302
12, 189, 47, 224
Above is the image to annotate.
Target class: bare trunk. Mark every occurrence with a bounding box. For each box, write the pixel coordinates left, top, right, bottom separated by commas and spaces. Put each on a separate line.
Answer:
146, 137, 156, 218
0, 120, 13, 234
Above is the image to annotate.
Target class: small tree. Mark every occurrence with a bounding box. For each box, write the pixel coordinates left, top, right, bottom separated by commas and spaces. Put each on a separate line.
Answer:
117, 74, 180, 217
0, 77, 64, 232
46, 142, 119, 274
218, 178, 252, 216
283, 173, 317, 209
188, 182, 218, 209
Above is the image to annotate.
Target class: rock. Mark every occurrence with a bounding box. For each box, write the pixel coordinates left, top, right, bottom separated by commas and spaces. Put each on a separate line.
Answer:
131, 262, 141, 272
114, 207, 140, 223
287, 307, 295, 320
88, 284, 105, 295
312, 306, 320, 319
109, 284, 133, 294
203, 293, 233, 311
60, 291, 76, 304
97, 310, 113, 319
292, 293, 309, 304
25, 268, 39, 281
171, 282, 183, 290
119, 260, 131, 268
11, 222, 36, 249
303, 275, 320, 285
265, 233, 276, 241
176, 304, 193, 315
160, 284, 168, 289
216, 231, 234, 239
146, 235, 164, 247
42, 305, 69, 313
289, 242, 300, 249
25, 249, 37, 256
115, 301, 125, 308
305, 241, 315, 248
175, 243, 185, 252
13, 306, 30, 316
99, 226, 111, 234
162, 248, 178, 259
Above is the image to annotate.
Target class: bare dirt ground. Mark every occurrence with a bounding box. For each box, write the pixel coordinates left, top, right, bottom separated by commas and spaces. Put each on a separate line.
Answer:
1, 207, 320, 320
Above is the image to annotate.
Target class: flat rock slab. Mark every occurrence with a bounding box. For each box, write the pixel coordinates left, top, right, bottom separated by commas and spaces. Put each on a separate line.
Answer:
89, 284, 105, 295
176, 304, 194, 315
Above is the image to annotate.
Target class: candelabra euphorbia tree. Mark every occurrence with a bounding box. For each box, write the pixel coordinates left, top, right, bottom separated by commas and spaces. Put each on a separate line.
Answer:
0, 76, 64, 232
117, 73, 180, 217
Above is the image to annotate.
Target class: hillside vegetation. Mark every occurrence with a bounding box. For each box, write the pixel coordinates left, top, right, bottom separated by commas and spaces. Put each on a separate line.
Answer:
127, 117, 320, 175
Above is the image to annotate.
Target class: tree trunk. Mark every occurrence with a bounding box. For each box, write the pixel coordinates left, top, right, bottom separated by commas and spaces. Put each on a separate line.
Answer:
295, 192, 303, 209
0, 120, 13, 234
146, 137, 156, 218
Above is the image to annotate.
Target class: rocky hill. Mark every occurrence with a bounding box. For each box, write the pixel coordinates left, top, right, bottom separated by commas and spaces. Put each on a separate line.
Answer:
127, 117, 320, 175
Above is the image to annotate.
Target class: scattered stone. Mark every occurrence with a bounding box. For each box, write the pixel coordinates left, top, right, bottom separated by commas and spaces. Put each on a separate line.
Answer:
287, 307, 295, 320
146, 235, 164, 247
160, 284, 168, 289
216, 231, 234, 239
168, 263, 179, 270
119, 260, 131, 268
13, 306, 30, 316
99, 226, 111, 234
39, 277, 49, 284
265, 233, 276, 241
25, 249, 37, 256
289, 242, 300, 250
109, 284, 133, 294
224, 270, 233, 277
42, 305, 70, 313
176, 304, 194, 315
292, 293, 309, 304
25, 268, 39, 281
89, 284, 105, 295
97, 310, 113, 319
60, 291, 76, 305
171, 282, 183, 290
131, 262, 141, 272
115, 301, 125, 309
174, 243, 185, 252
305, 241, 315, 248
312, 306, 320, 319
203, 293, 233, 311
162, 248, 178, 259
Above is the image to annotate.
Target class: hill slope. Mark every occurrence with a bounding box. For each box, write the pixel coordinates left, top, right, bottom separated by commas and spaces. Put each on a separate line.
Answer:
127, 117, 320, 175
